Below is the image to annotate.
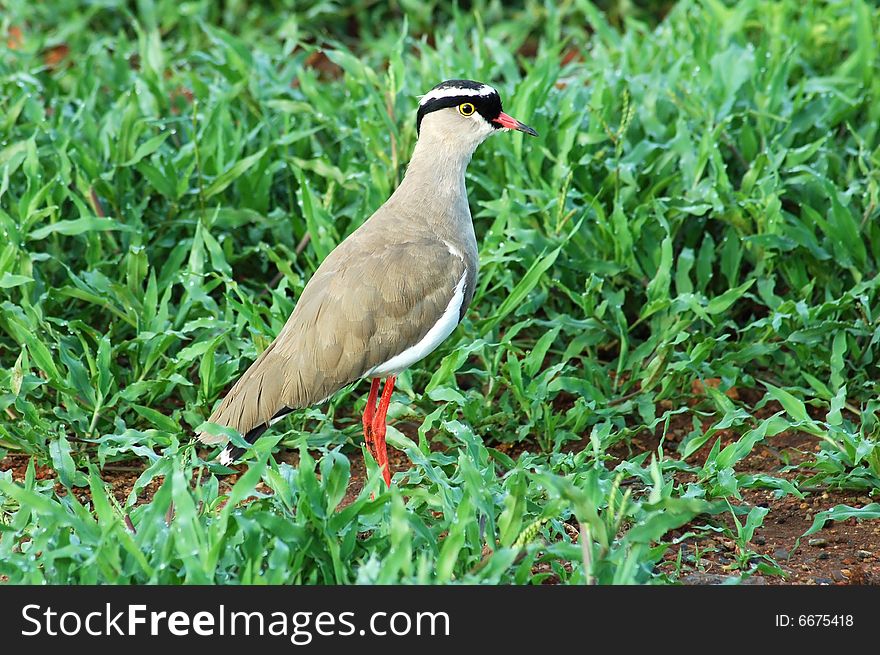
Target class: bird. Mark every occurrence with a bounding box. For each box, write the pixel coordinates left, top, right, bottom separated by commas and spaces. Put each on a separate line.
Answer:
197, 79, 537, 486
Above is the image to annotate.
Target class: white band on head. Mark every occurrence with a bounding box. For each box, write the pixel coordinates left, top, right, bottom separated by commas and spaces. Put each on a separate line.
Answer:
418, 84, 496, 106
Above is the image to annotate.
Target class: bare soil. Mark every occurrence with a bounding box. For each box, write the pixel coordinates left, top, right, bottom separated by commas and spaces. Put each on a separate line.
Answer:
2, 401, 878, 585
601, 398, 880, 585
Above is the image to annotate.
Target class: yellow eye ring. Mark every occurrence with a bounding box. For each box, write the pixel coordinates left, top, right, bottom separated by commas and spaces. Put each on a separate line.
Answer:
458, 102, 475, 116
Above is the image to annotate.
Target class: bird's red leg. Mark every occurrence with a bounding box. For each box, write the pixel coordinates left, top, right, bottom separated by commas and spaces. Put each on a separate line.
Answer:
370, 375, 396, 487
362, 378, 381, 464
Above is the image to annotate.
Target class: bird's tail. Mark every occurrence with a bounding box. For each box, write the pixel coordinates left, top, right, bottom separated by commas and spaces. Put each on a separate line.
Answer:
215, 406, 294, 465
218, 423, 269, 465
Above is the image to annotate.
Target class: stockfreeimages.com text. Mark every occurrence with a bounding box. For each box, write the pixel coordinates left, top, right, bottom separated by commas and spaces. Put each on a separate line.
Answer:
21, 603, 450, 645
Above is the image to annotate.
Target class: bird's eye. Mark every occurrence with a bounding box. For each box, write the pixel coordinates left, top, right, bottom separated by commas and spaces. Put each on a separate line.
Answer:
458, 102, 475, 116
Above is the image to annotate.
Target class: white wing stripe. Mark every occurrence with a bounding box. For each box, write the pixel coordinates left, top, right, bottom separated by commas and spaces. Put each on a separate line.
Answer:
366, 272, 467, 377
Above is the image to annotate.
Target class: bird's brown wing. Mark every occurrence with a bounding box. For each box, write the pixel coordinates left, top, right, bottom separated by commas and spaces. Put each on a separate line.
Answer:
198, 235, 468, 445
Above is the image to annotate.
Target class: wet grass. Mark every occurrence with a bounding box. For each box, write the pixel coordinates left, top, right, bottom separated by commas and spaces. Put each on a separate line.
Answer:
1, 0, 879, 584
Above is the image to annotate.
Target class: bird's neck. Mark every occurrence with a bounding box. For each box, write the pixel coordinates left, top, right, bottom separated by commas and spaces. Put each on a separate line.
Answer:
393, 134, 477, 215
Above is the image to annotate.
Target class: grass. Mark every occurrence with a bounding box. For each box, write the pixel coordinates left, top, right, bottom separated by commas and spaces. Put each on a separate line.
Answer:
1, 0, 879, 584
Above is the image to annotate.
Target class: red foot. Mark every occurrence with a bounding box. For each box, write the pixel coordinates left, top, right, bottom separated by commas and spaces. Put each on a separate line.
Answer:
370, 375, 396, 487
362, 378, 380, 461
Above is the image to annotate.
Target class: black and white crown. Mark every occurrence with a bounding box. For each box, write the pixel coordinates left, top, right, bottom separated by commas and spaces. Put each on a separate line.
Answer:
416, 79, 502, 133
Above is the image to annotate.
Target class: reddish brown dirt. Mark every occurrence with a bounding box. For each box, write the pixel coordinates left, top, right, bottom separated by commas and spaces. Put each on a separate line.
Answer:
271, 446, 413, 509
0, 453, 164, 508
2, 396, 878, 585
596, 393, 880, 585
659, 486, 880, 585
0, 442, 414, 512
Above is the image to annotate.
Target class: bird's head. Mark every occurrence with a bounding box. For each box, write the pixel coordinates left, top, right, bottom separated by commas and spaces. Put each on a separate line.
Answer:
416, 79, 538, 149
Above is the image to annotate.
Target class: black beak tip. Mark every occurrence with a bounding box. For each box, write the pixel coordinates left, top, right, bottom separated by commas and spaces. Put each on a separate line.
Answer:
520, 124, 539, 137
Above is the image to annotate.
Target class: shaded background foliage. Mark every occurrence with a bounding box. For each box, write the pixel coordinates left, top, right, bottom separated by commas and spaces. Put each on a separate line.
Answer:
0, 0, 878, 584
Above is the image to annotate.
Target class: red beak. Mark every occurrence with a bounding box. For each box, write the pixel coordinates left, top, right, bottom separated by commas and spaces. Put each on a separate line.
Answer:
493, 111, 538, 136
